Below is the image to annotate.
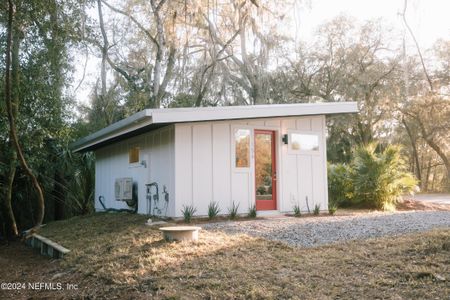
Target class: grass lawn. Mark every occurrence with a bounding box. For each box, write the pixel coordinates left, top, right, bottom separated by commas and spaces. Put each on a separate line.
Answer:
2, 212, 449, 299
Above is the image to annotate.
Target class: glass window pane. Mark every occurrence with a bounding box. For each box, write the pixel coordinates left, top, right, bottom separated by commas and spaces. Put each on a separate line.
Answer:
235, 129, 250, 168
291, 133, 319, 151
129, 147, 140, 164
255, 133, 273, 200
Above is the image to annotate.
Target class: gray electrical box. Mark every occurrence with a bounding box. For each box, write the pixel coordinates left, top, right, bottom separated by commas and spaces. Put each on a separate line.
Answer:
114, 178, 133, 201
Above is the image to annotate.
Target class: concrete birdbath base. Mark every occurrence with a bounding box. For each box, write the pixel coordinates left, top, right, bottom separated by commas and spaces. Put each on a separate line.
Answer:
159, 226, 202, 242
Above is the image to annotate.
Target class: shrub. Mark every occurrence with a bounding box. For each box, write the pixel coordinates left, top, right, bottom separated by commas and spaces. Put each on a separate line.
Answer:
228, 201, 239, 220
293, 204, 301, 217
327, 163, 354, 206
181, 205, 196, 223
328, 203, 337, 215
248, 204, 257, 218
313, 204, 320, 215
351, 143, 417, 211
207, 201, 220, 220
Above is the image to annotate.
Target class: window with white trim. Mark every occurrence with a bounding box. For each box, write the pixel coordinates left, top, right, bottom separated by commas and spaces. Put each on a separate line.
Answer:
289, 132, 320, 153
234, 129, 250, 168
129, 146, 140, 164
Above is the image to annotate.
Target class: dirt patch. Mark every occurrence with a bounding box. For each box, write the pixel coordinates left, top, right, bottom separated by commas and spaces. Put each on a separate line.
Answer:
1, 213, 449, 299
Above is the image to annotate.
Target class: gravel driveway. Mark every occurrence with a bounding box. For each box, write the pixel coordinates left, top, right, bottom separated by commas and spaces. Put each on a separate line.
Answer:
408, 193, 450, 205
203, 211, 450, 247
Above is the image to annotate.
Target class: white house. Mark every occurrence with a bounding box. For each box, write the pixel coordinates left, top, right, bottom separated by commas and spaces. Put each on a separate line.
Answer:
72, 102, 358, 218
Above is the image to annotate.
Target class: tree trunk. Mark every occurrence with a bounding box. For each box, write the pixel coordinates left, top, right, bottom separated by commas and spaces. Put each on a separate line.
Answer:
49, 0, 63, 103
4, 151, 18, 237
157, 45, 176, 103
431, 166, 437, 191
150, 0, 167, 108
424, 158, 432, 192
2, 0, 24, 238
5, 0, 46, 232
97, 0, 109, 121
401, 117, 422, 185
417, 119, 450, 191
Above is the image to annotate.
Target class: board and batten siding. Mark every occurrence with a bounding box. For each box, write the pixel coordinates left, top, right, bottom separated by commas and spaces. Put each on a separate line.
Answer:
174, 115, 328, 218
279, 116, 328, 212
94, 125, 175, 216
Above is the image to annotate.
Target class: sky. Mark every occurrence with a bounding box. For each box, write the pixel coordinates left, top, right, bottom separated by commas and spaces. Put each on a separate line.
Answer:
296, 0, 449, 48
71, 0, 450, 105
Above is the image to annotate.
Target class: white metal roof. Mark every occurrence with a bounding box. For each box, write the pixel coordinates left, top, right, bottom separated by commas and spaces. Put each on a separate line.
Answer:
72, 102, 358, 152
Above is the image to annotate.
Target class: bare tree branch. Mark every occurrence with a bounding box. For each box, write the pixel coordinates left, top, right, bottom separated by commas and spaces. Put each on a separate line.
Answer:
401, 0, 434, 92
97, 0, 108, 98
101, 0, 159, 47
74, 46, 89, 93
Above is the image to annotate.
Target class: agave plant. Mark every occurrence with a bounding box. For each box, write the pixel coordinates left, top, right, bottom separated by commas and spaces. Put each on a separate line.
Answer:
181, 205, 197, 223
208, 201, 220, 220
248, 204, 257, 218
328, 202, 338, 215
313, 204, 321, 215
351, 143, 417, 211
228, 201, 239, 220
293, 204, 301, 217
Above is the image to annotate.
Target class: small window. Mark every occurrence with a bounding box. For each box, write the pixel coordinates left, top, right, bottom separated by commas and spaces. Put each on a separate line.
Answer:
290, 133, 319, 152
129, 147, 140, 164
235, 129, 250, 168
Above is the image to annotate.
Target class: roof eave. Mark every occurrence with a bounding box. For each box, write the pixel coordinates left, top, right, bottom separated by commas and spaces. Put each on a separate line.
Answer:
70, 109, 153, 152
71, 102, 358, 153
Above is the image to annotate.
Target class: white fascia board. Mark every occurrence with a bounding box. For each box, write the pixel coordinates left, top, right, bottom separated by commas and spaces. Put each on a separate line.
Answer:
151, 102, 358, 123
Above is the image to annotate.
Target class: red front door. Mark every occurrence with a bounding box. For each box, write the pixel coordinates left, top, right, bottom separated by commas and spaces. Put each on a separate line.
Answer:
254, 130, 277, 210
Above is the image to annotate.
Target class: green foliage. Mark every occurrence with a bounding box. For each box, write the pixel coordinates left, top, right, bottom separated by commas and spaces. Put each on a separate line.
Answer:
248, 204, 257, 218
228, 201, 239, 220
181, 205, 197, 223
65, 152, 95, 216
328, 203, 337, 215
351, 143, 418, 210
168, 93, 197, 108
313, 204, 321, 215
327, 163, 354, 207
326, 117, 354, 163
0, 0, 90, 234
207, 201, 220, 220
293, 204, 301, 217
328, 143, 418, 211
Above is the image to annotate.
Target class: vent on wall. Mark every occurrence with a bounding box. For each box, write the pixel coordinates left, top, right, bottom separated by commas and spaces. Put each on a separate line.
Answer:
115, 178, 133, 201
